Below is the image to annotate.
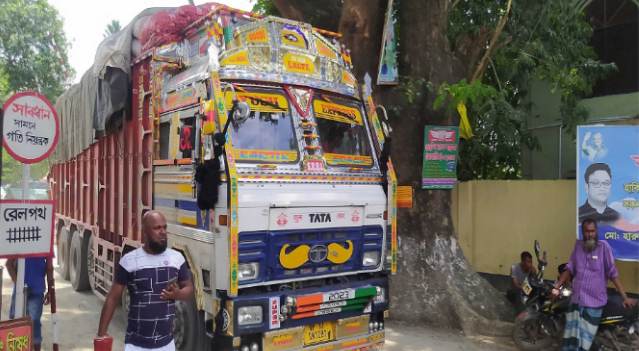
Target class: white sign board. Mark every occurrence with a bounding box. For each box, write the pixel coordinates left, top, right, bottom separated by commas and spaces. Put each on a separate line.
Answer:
0, 200, 55, 258
269, 206, 364, 230
2, 91, 59, 164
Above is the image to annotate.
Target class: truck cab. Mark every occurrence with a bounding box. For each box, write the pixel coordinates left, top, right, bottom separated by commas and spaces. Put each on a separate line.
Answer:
155, 14, 397, 351
51, 6, 397, 351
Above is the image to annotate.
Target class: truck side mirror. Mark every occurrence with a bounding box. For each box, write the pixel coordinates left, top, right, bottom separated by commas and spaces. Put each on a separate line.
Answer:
376, 105, 392, 138
234, 100, 250, 122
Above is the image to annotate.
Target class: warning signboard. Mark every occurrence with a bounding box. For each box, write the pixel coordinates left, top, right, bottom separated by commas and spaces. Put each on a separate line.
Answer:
2, 91, 59, 164
0, 200, 54, 258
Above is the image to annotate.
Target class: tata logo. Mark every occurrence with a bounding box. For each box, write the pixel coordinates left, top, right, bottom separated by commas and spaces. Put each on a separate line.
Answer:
309, 213, 331, 223
308, 245, 328, 263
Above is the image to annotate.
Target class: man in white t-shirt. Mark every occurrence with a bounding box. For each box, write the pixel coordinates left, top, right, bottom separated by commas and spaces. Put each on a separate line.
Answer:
97, 211, 194, 350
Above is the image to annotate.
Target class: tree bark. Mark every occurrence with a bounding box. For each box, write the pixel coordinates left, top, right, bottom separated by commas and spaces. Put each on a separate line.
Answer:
273, 0, 514, 335
337, 0, 386, 80
272, 0, 305, 21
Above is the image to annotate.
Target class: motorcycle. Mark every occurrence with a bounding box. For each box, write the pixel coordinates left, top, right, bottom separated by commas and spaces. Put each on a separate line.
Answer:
512, 241, 639, 351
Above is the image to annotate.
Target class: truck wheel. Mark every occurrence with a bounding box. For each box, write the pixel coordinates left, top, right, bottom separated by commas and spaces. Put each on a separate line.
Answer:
174, 299, 209, 351
87, 235, 96, 292
70, 231, 90, 291
57, 227, 71, 280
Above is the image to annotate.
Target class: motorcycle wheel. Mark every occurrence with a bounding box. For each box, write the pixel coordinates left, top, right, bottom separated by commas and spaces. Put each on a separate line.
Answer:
513, 314, 555, 351
592, 327, 639, 351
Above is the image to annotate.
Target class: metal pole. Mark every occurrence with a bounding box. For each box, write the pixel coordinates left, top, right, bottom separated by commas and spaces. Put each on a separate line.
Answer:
558, 125, 563, 179
15, 164, 31, 318
0, 266, 3, 320
1, 107, 4, 188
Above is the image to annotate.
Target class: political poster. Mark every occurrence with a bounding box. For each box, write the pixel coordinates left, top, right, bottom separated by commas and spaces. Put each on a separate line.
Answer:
577, 125, 639, 261
422, 126, 459, 189
376, 0, 398, 85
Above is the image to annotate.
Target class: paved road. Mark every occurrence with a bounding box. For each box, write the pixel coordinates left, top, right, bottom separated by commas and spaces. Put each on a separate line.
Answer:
1, 260, 516, 351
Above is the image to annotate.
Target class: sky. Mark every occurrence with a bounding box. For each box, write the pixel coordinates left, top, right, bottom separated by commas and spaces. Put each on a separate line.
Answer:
48, 0, 254, 83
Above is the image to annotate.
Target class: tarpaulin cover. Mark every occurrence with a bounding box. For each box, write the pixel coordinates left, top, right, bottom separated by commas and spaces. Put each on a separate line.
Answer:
52, 4, 218, 162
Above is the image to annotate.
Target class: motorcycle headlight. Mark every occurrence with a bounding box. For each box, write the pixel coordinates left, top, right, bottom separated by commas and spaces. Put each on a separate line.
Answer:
238, 262, 259, 281
363, 251, 380, 267
238, 306, 263, 326
561, 288, 572, 297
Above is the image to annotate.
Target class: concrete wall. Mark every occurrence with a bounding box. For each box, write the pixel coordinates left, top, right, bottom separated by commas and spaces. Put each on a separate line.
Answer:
452, 180, 639, 293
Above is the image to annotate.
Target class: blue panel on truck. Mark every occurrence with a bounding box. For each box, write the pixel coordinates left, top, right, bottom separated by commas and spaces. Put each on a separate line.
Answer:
237, 226, 383, 284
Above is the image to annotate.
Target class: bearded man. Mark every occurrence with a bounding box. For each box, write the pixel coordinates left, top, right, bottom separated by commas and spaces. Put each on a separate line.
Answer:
97, 211, 194, 351
554, 218, 635, 351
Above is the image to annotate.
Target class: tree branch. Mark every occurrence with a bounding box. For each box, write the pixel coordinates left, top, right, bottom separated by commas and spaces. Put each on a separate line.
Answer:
272, 0, 305, 21
470, 0, 512, 82
489, 57, 502, 91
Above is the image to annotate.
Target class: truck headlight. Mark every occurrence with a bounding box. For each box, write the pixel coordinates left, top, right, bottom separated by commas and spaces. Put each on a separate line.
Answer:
238, 306, 263, 326
362, 251, 380, 267
374, 286, 386, 304
238, 262, 259, 281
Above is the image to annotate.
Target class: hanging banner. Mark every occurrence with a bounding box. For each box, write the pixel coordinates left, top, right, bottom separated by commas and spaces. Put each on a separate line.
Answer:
0, 200, 55, 258
421, 126, 459, 189
577, 125, 639, 261
376, 0, 398, 85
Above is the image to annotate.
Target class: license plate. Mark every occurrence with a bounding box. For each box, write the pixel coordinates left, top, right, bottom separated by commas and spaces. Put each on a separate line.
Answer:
303, 321, 336, 346
324, 288, 355, 302
522, 278, 532, 296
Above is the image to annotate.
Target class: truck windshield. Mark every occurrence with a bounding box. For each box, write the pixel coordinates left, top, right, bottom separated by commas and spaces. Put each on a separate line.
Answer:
225, 89, 299, 163
313, 95, 374, 167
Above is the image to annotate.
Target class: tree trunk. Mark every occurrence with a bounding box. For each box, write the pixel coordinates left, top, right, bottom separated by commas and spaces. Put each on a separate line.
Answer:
273, 0, 514, 335
337, 0, 386, 80
384, 0, 513, 334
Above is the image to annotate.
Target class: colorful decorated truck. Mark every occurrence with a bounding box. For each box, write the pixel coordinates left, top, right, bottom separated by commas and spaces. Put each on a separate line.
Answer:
49, 4, 397, 351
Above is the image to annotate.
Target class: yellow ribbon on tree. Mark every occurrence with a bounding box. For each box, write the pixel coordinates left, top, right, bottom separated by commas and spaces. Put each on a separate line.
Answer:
457, 102, 473, 139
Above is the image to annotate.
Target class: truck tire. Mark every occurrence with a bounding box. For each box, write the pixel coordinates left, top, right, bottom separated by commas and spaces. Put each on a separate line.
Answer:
70, 231, 90, 291
174, 299, 209, 351
57, 227, 71, 280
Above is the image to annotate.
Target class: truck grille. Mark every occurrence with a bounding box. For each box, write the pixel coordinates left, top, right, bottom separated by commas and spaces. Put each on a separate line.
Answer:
237, 226, 383, 285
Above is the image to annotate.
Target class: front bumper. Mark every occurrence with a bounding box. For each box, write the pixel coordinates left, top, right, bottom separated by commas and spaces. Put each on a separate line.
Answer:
262, 318, 385, 351
230, 277, 388, 336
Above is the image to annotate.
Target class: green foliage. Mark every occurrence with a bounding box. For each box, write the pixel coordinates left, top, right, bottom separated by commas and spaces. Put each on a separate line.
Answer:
103, 20, 122, 38
252, 0, 280, 16
457, 94, 538, 180
445, 0, 613, 179
1, 152, 50, 186
433, 79, 535, 180
399, 77, 431, 104
433, 79, 497, 112
0, 0, 73, 100
0, 0, 72, 185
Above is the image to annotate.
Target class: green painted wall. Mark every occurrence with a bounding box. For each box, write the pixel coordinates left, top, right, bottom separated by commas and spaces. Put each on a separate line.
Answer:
523, 81, 639, 180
